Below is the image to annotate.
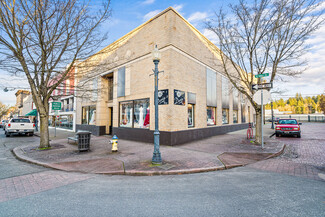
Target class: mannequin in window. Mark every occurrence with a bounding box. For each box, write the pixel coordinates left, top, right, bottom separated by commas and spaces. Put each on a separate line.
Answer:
139, 106, 144, 128
143, 107, 150, 127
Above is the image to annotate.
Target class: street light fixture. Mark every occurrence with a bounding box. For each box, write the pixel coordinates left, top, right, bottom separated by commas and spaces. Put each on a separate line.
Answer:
151, 45, 162, 165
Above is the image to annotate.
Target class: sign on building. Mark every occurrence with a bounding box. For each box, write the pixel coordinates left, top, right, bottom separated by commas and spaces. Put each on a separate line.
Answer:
158, 89, 169, 105
174, 89, 185, 105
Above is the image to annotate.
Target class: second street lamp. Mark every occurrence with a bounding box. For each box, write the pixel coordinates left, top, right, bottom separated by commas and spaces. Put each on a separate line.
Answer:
151, 45, 162, 165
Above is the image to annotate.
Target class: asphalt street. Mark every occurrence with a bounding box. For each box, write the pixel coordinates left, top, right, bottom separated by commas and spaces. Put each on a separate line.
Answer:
0, 125, 324, 217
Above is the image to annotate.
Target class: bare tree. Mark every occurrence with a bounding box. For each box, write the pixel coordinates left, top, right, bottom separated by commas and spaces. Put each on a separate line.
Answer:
0, 0, 111, 148
0, 102, 10, 119
206, 0, 324, 144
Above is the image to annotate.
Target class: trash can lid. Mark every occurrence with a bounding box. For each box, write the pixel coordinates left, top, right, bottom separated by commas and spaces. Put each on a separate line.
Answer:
112, 135, 118, 140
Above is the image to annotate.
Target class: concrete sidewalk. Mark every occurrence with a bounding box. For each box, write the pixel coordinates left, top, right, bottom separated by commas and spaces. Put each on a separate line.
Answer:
14, 125, 285, 175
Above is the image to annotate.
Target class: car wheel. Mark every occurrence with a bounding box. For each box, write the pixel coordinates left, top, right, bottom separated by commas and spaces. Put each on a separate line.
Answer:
5, 132, 10, 137
29, 133, 34, 136
297, 133, 301, 138
275, 133, 279, 137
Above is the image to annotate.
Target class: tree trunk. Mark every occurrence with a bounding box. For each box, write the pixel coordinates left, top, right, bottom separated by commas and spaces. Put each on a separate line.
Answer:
255, 109, 262, 145
39, 115, 50, 148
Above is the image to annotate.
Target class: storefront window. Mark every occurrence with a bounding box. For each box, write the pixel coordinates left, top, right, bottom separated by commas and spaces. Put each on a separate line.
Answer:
120, 101, 133, 127
222, 109, 229, 124
58, 115, 73, 130
188, 104, 194, 127
82, 106, 96, 125
207, 107, 216, 126
233, 110, 238, 123
134, 99, 150, 129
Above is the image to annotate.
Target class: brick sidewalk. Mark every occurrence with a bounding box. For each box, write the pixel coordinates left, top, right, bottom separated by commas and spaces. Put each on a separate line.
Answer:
248, 123, 325, 181
13, 128, 285, 175
0, 171, 92, 203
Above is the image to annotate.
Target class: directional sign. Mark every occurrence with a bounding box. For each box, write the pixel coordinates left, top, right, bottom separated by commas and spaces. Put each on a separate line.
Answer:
252, 83, 273, 90
258, 83, 273, 89
52, 102, 62, 110
255, 73, 269, 78
252, 84, 259, 90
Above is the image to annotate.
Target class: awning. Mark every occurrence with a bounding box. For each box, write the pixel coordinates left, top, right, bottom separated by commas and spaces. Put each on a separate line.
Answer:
25, 109, 37, 116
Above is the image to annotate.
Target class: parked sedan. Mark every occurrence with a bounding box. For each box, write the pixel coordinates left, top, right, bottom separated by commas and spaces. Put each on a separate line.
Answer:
275, 119, 301, 138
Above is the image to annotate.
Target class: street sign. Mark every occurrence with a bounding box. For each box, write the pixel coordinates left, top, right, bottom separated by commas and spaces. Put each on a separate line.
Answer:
252, 84, 259, 90
255, 73, 269, 78
253, 90, 271, 105
252, 82, 273, 90
52, 102, 61, 110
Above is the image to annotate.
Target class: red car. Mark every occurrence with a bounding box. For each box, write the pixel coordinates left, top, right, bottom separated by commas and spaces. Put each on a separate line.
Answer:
275, 119, 301, 138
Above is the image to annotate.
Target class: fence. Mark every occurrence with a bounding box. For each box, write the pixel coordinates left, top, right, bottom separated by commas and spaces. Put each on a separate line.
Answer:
266, 114, 325, 123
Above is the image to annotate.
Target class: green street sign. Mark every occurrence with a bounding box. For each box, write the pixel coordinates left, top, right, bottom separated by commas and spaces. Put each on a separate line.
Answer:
52, 102, 62, 110
255, 73, 269, 78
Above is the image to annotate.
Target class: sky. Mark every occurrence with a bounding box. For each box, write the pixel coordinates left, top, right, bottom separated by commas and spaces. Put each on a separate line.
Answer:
0, 0, 324, 106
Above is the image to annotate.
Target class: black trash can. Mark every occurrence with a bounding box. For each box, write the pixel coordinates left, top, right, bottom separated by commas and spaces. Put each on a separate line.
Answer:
77, 131, 91, 151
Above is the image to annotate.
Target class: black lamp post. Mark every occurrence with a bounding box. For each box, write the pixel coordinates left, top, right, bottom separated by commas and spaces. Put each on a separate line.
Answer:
151, 45, 162, 165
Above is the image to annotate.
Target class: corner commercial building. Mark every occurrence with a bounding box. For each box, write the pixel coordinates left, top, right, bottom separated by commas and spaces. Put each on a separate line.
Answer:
75, 7, 254, 145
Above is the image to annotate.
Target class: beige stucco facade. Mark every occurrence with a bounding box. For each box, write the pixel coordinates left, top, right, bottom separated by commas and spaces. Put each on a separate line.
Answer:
75, 7, 254, 138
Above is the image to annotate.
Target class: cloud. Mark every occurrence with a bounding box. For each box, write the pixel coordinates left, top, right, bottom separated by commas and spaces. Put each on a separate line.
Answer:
143, 10, 161, 21
187, 12, 208, 23
0, 72, 29, 106
202, 29, 218, 44
172, 4, 184, 12
142, 0, 155, 5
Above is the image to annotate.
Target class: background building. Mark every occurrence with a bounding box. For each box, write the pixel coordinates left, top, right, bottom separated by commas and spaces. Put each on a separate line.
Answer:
15, 90, 31, 116
49, 65, 78, 131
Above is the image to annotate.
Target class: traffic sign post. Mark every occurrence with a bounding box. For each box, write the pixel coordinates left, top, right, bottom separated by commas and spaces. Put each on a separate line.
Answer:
261, 89, 264, 149
53, 108, 60, 137
253, 90, 271, 149
252, 73, 271, 148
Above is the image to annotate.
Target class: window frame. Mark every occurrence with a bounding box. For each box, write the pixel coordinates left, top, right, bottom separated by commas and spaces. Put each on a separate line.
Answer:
207, 106, 217, 126
118, 98, 150, 129
222, 108, 229, 125
81, 105, 96, 125
188, 104, 195, 128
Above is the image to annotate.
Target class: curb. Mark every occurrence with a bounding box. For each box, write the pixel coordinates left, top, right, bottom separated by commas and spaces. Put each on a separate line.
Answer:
12, 144, 286, 176
265, 144, 286, 159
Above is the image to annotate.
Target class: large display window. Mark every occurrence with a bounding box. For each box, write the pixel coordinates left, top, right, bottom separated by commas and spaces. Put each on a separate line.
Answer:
222, 109, 229, 124
233, 110, 238, 123
119, 98, 150, 129
134, 99, 150, 129
82, 106, 96, 125
57, 115, 73, 130
207, 107, 216, 126
188, 104, 194, 127
119, 101, 133, 128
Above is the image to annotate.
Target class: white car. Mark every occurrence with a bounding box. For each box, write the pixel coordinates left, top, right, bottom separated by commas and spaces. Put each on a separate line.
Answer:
5, 118, 35, 137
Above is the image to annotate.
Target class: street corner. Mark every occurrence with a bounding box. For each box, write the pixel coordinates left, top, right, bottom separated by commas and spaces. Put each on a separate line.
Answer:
12, 145, 52, 168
